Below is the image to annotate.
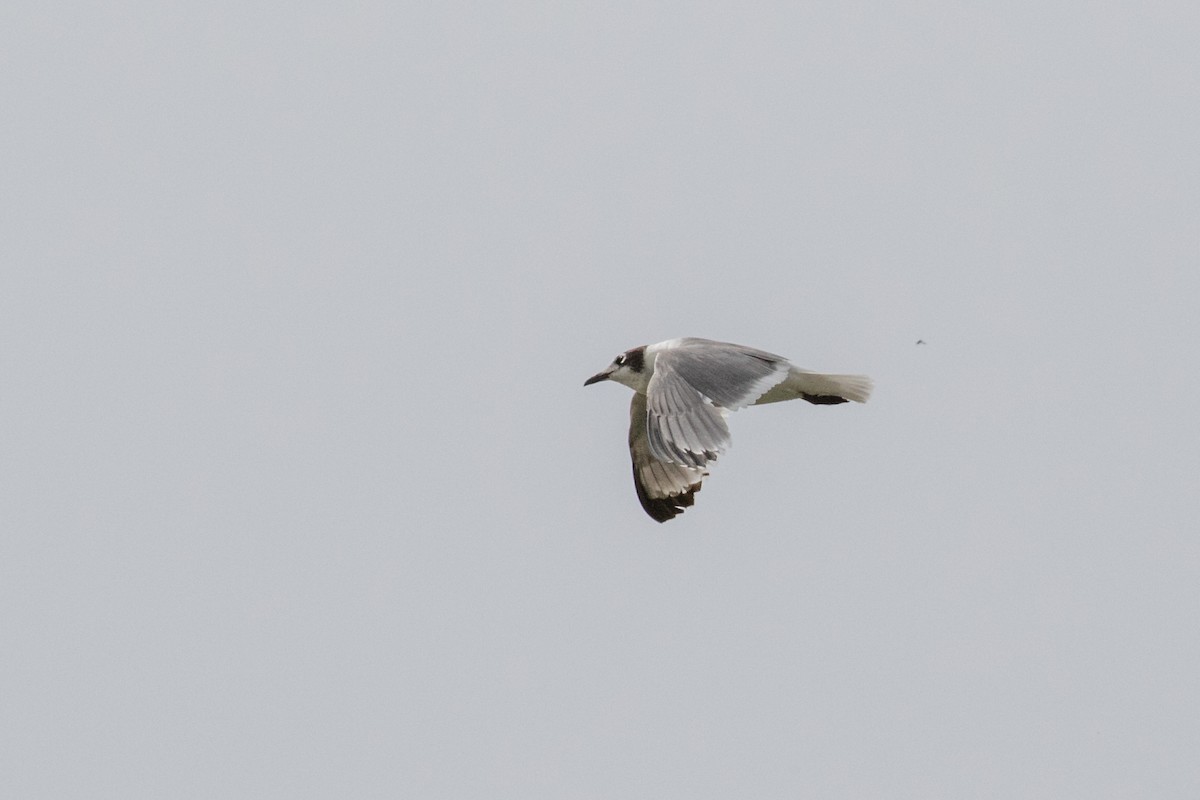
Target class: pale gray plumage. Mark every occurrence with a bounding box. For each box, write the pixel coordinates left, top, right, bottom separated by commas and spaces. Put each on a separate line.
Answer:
655, 340, 791, 410
644, 357, 729, 467
585, 337, 872, 522
628, 392, 707, 520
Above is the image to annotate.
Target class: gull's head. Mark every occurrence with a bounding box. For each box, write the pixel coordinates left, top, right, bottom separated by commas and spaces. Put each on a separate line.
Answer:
584, 345, 648, 392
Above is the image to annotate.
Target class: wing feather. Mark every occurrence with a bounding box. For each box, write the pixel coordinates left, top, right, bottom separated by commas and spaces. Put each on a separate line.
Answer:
644, 353, 732, 467
662, 338, 791, 409
628, 393, 706, 522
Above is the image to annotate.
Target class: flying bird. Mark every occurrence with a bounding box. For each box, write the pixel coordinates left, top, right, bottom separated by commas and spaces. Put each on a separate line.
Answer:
584, 337, 872, 522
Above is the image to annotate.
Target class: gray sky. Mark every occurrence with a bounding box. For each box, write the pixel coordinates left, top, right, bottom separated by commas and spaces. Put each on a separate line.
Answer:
3, 2, 1199, 797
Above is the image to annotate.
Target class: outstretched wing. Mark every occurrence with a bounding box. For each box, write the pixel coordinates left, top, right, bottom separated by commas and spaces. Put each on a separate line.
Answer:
628, 392, 707, 522
643, 340, 790, 468
662, 338, 792, 409
644, 355, 732, 468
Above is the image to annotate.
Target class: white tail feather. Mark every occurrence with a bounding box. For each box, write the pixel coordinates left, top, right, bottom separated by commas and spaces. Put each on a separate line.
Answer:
754, 369, 873, 405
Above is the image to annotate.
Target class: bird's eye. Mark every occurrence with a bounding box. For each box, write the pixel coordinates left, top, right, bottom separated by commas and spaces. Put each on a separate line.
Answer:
614, 354, 626, 365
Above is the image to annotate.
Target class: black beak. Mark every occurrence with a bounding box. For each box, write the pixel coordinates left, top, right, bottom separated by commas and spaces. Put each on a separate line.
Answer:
584, 370, 611, 386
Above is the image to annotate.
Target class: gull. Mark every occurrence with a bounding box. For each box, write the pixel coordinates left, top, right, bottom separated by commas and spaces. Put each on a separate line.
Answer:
584, 338, 872, 522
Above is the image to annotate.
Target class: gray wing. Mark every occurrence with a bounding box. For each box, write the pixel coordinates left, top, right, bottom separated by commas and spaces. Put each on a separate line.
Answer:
662, 338, 791, 409
643, 340, 790, 467
644, 355, 732, 468
628, 392, 707, 522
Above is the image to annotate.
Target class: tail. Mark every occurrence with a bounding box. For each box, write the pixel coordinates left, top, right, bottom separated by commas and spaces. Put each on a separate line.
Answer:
754, 369, 873, 405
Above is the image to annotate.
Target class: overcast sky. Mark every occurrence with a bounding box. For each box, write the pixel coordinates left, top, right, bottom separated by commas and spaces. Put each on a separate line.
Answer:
3, 2, 1199, 798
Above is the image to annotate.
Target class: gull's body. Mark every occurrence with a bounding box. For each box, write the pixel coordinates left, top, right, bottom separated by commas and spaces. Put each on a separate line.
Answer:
585, 337, 871, 522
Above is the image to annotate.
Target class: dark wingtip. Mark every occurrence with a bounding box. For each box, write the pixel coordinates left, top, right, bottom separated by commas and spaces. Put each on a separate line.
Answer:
633, 472, 703, 523
801, 393, 850, 405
